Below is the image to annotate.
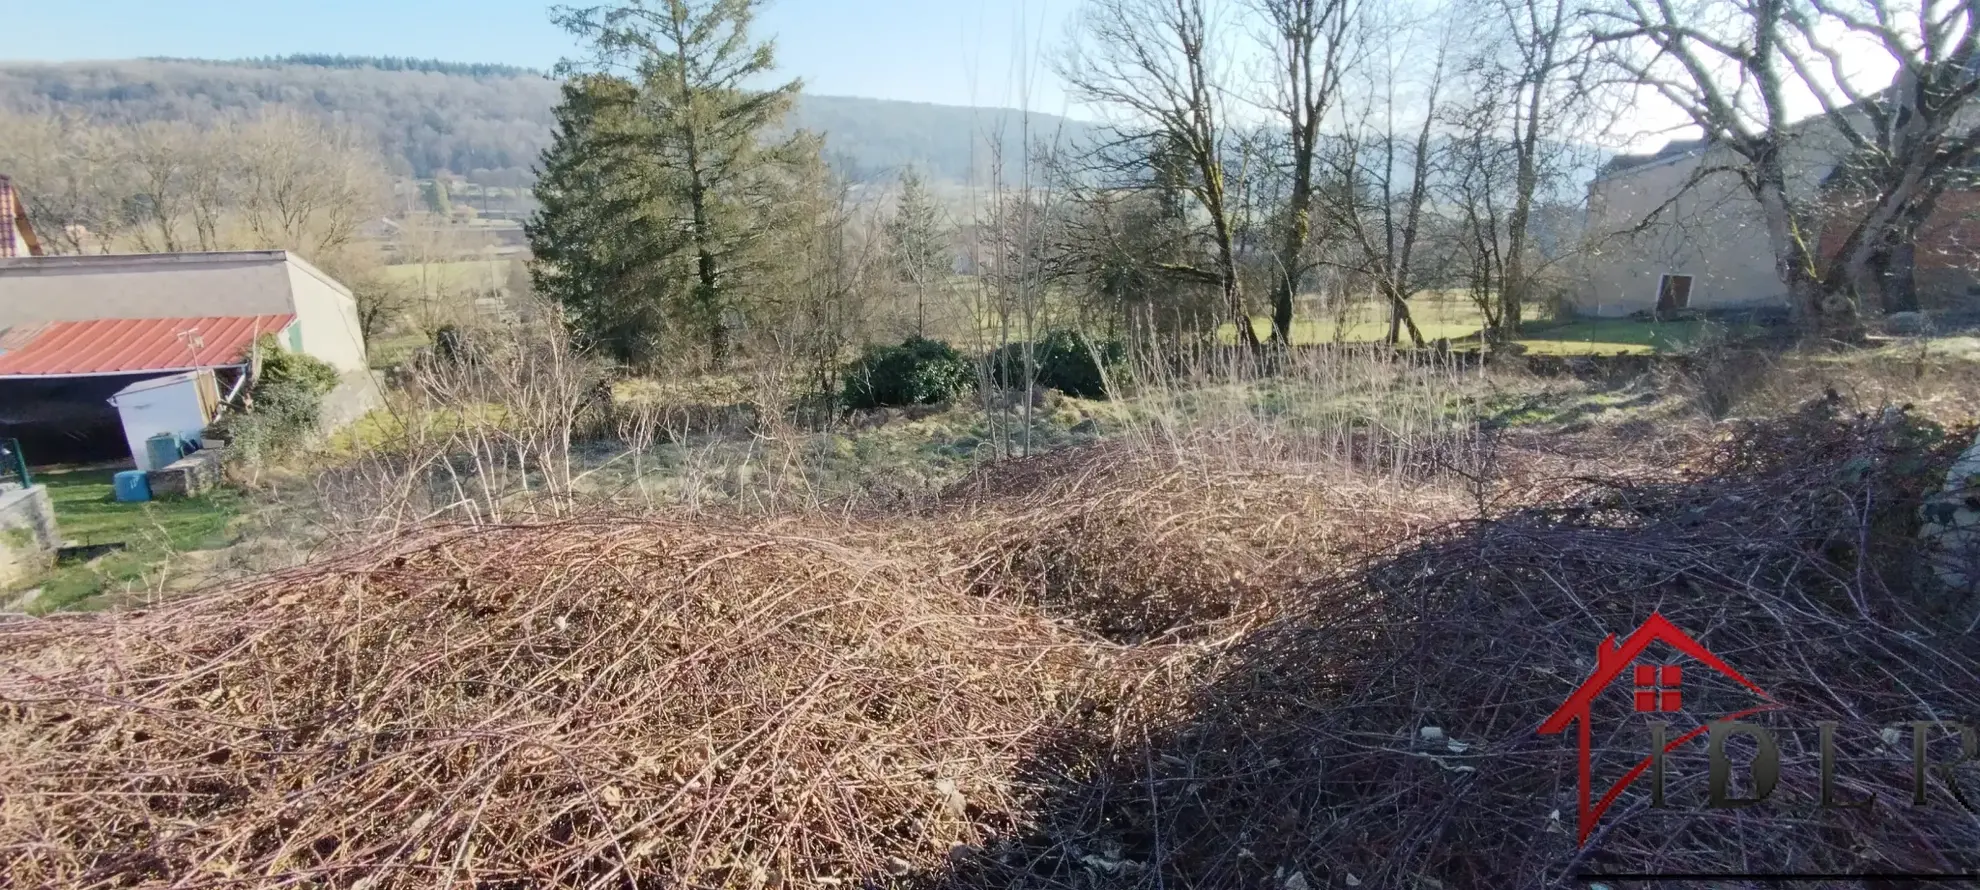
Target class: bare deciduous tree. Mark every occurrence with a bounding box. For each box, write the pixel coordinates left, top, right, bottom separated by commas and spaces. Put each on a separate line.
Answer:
0, 108, 387, 265
1061, 0, 1262, 347
1789, 0, 1980, 314
1592, 0, 1980, 336
1253, 0, 1361, 344
1327, 20, 1456, 346
235, 109, 387, 260
0, 111, 131, 254
1479, 0, 1586, 334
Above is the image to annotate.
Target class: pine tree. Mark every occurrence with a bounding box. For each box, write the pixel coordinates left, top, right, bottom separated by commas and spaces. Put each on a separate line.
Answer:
421, 179, 453, 217
551, 0, 812, 369
884, 168, 949, 336
527, 75, 680, 365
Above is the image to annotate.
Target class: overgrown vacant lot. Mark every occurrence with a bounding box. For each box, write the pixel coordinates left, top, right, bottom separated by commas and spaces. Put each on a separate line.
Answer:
2, 336, 1978, 888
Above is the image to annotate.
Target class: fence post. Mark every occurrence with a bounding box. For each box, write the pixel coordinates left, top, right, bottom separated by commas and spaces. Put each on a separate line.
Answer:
1, 438, 29, 488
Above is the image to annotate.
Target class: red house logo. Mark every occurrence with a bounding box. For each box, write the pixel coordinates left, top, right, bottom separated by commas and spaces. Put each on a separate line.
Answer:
1538, 612, 1784, 844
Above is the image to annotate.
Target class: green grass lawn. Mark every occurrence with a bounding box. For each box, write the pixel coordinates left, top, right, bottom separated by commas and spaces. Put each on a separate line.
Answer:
16, 469, 241, 612
1514, 318, 1719, 355
1224, 299, 1486, 345
381, 259, 514, 295
1220, 298, 1724, 355
368, 331, 430, 369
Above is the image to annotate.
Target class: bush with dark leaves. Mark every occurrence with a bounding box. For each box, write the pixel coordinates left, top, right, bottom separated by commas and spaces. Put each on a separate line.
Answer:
841, 337, 976, 410
989, 330, 1126, 399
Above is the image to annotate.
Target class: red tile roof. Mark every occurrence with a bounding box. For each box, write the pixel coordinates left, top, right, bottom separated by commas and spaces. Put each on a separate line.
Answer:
0, 314, 295, 377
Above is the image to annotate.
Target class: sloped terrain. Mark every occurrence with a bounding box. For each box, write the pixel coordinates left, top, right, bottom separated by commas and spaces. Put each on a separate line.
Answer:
2, 402, 1977, 889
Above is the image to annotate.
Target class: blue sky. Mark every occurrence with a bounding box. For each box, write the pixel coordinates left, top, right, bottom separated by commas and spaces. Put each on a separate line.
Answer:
8, 0, 1077, 112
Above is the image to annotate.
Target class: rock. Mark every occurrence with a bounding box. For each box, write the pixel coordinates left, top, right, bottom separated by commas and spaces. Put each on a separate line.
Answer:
1920, 428, 1980, 602
3, 587, 41, 612
1885, 311, 1930, 336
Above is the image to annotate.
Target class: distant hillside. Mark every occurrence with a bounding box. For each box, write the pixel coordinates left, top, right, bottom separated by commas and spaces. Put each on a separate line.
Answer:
0, 57, 1097, 185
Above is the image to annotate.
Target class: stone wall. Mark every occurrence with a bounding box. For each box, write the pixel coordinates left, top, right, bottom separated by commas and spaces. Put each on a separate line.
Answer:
1922, 429, 1980, 617
150, 449, 226, 498
0, 485, 59, 587
320, 370, 385, 433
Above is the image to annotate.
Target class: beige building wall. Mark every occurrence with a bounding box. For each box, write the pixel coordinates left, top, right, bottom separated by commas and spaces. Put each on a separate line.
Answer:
1578, 121, 1853, 316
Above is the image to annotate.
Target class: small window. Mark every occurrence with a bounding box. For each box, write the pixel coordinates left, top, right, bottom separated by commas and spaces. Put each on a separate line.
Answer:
1655, 274, 1694, 316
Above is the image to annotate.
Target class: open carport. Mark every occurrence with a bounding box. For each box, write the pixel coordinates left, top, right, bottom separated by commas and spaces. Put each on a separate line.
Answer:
0, 376, 135, 467
0, 315, 284, 468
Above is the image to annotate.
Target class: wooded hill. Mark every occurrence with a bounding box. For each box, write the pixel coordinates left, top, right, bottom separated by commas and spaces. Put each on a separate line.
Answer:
0, 56, 1097, 185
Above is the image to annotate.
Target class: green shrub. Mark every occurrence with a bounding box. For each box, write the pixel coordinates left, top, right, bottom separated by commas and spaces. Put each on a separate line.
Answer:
210, 335, 341, 461
989, 330, 1126, 399
841, 337, 975, 410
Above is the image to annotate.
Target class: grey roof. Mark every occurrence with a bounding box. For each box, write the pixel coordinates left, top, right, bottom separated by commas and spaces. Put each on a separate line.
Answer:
1597, 138, 1708, 179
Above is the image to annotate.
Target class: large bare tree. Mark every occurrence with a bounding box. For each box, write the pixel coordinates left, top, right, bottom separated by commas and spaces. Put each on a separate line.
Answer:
1327, 20, 1457, 347
1253, 0, 1361, 344
1438, 0, 1592, 336
1593, 0, 1980, 337
1062, 0, 1263, 347
1483, 0, 1585, 334
1790, 0, 1980, 314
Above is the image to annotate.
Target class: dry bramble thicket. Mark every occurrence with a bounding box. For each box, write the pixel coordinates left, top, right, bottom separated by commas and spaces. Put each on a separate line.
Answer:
2, 389, 1980, 888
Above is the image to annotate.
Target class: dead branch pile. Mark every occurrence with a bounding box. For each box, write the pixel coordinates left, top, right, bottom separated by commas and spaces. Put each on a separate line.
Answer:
962, 401, 1980, 889
6, 398, 1977, 890
936, 444, 1467, 643
0, 522, 1107, 889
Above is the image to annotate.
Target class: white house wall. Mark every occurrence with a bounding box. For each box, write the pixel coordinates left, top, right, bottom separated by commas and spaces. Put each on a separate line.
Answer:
283, 256, 369, 373
0, 249, 371, 374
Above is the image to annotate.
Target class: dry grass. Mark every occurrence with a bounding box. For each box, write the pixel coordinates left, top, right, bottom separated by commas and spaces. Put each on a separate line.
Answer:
0, 521, 1108, 888
6, 323, 1979, 889
935, 443, 1469, 643
1112, 342, 1492, 480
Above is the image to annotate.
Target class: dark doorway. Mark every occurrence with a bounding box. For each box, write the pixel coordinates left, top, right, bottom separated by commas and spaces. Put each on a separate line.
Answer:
0, 376, 145, 468
1655, 274, 1694, 317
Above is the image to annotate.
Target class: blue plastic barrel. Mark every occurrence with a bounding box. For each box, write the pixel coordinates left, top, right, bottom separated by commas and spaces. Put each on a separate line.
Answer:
113, 470, 152, 503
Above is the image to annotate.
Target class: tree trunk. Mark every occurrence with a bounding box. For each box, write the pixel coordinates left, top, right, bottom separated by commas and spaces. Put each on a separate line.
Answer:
682, 114, 724, 367
1753, 168, 1862, 340
1210, 192, 1259, 349
1271, 165, 1314, 345
696, 243, 724, 366
1228, 272, 1261, 348
1882, 239, 1920, 314
1503, 141, 1538, 336
1385, 284, 1425, 347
